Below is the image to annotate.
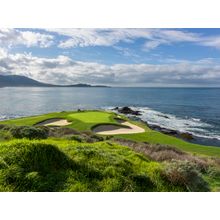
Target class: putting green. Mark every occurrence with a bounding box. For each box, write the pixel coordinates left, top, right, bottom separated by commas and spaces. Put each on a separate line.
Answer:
68, 111, 114, 124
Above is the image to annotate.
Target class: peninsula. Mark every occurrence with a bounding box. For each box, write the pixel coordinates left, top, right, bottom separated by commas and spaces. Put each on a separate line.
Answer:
0, 75, 109, 88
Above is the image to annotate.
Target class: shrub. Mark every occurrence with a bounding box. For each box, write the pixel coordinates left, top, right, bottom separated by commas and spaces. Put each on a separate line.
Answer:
163, 160, 210, 192
105, 135, 113, 140
47, 127, 80, 138
0, 124, 6, 130
0, 130, 12, 141
114, 138, 209, 173
207, 166, 220, 178
90, 134, 104, 142
69, 135, 84, 142
68, 133, 105, 143
10, 126, 48, 140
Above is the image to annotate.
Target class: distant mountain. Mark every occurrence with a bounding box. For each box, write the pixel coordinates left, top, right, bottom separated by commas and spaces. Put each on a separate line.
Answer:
0, 75, 109, 88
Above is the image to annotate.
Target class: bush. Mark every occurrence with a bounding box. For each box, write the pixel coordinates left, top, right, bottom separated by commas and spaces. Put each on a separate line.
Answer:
10, 126, 48, 140
105, 135, 113, 140
114, 138, 209, 173
90, 134, 104, 142
163, 160, 210, 192
47, 127, 80, 138
69, 135, 84, 142
0, 130, 12, 141
0, 124, 6, 130
68, 133, 105, 143
207, 166, 220, 178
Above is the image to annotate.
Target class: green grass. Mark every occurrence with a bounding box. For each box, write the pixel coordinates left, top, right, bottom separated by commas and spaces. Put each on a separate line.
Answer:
0, 139, 186, 192
0, 111, 72, 126
116, 131, 220, 157
68, 111, 115, 123
66, 111, 119, 131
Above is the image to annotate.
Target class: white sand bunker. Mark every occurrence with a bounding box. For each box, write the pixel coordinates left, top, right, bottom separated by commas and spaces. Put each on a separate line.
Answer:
36, 118, 72, 127
93, 121, 145, 135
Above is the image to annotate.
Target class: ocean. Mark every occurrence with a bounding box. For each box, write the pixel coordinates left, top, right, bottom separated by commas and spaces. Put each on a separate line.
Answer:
0, 87, 220, 146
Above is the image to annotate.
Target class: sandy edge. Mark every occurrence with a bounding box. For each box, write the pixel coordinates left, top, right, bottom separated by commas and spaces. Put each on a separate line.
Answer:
93, 121, 145, 135
36, 119, 72, 126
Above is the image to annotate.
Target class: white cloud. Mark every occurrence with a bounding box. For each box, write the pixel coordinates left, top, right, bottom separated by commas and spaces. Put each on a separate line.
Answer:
45, 28, 220, 52
46, 28, 155, 48
1, 28, 220, 53
44, 28, 197, 50
1, 28, 220, 52
1, 51, 220, 86
0, 29, 54, 48
200, 36, 220, 49
20, 31, 54, 48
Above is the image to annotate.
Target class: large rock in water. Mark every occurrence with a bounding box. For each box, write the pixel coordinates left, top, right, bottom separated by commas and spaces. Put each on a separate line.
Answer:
179, 132, 194, 140
116, 107, 142, 116
148, 124, 194, 140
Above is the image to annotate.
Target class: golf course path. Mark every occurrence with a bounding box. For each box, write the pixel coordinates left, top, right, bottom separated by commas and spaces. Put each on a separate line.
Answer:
93, 121, 145, 135
36, 119, 72, 126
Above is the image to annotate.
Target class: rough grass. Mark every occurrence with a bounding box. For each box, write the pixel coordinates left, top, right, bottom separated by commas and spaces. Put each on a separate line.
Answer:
0, 125, 218, 191
0, 139, 202, 192
114, 138, 209, 172
163, 160, 210, 192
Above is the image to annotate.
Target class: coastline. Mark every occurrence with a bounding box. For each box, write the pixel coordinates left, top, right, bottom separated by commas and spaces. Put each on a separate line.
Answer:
113, 106, 220, 147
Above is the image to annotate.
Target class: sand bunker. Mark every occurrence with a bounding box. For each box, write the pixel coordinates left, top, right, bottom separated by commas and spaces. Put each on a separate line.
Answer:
93, 121, 145, 135
36, 118, 72, 127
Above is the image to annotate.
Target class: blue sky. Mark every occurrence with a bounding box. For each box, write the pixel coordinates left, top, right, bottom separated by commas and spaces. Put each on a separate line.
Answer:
1, 28, 220, 86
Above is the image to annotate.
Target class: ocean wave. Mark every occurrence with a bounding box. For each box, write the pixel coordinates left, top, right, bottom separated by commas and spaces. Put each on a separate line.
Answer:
106, 106, 220, 141
135, 107, 220, 140
0, 114, 23, 121
0, 115, 7, 120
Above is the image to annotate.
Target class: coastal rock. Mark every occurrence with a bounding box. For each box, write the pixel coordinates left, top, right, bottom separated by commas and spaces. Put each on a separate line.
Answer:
161, 128, 178, 135
179, 132, 194, 140
157, 114, 169, 119
148, 124, 194, 140
116, 106, 142, 116
148, 124, 178, 135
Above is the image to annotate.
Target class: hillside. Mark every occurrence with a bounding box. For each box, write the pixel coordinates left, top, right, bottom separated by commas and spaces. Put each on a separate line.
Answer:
0, 75, 109, 87
0, 110, 219, 192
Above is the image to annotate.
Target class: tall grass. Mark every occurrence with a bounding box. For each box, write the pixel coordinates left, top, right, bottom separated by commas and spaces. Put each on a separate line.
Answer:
0, 139, 203, 192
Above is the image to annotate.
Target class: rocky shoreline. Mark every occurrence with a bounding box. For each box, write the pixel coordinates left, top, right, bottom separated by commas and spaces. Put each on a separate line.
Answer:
113, 106, 194, 142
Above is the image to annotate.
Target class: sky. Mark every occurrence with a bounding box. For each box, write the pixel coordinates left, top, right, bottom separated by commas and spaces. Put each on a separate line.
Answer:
0, 28, 220, 87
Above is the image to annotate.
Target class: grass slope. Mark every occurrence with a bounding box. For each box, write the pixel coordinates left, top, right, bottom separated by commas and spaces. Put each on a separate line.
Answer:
0, 112, 219, 191
117, 131, 220, 157
0, 139, 186, 192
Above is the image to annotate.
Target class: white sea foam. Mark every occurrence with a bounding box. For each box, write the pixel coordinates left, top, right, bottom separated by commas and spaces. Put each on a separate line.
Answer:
134, 106, 220, 140
106, 106, 220, 141
0, 114, 23, 121
0, 115, 7, 120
